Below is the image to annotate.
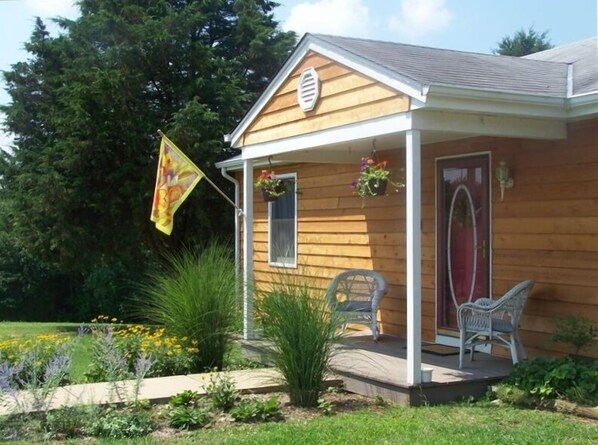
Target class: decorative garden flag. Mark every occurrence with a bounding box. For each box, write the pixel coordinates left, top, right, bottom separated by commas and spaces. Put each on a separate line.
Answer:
151, 134, 204, 235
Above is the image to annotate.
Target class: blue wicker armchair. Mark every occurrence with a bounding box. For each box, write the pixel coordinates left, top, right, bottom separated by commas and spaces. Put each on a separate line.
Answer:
457, 280, 534, 368
326, 269, 388, 341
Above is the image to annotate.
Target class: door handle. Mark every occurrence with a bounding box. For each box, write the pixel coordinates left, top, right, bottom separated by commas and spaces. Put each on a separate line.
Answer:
476, 240, 486, 259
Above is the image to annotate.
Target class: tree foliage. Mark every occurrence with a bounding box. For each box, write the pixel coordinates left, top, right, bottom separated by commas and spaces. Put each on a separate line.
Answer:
492, 27, 553, 56
0, 0, 295, 320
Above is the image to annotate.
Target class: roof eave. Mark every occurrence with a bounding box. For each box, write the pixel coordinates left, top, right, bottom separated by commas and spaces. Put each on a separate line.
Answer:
567, 91, 598, 119
425, 84, 568, 119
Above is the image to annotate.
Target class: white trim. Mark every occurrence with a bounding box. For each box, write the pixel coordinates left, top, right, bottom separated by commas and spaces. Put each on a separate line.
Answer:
267, 173, 298, 269
242, 160, 255, 340
426, 85, 567, 119
227, 34, 427, 148
566, 64, 574, 98
241, 113, 413, 160
227, 36, 315, 148
412, 109, 567, 140
239, 109, 565, 163
307, 40, 427, 102
568, 92, 598, 118
405, 129, 422, 385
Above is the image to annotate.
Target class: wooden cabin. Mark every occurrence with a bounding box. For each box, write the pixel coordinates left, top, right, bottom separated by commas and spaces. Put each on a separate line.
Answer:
216, 34, 598, 384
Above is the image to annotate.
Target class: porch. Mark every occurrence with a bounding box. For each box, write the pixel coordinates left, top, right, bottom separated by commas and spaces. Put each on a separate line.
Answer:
242, 332, 512, 406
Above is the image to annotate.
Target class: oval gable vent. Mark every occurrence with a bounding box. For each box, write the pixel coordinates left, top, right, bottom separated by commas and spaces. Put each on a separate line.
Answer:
297, 67, 320, 112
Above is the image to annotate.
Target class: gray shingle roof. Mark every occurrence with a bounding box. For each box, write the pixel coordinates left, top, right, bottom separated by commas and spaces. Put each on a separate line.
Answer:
313, 34, 580, 97
524, 37, 598, 96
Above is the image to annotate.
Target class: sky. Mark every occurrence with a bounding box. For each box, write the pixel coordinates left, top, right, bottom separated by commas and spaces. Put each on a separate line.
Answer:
1, 0, 597, 150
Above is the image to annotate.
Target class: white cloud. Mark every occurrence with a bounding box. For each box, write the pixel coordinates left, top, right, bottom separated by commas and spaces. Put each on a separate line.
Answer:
387, 0, 452, 40
283, 0, 372, 38
24, 0, 79, 19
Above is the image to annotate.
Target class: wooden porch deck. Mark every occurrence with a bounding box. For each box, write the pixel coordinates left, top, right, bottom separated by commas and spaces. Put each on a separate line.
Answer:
242, 333, 513, 406
331, 333, 512, 405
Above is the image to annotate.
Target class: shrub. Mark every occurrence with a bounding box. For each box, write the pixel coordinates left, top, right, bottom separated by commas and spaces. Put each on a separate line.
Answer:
0, 345, 72, 413
83, 406, 154, 439
84, 318, 196, 382
44, 405, 97, 439
548, 314, 597, 355
168, 406, 211, 430
230, 396, 283, 423
169, 390, 203, 408
504, 356, 598, 405
138, 243, 240, 371
257, 274, 344, 407
204, 371, 239, 411
0, 334, 71, 387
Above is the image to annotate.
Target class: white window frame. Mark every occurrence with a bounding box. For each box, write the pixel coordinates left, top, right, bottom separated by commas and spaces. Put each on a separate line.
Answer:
268, 173, 298, 268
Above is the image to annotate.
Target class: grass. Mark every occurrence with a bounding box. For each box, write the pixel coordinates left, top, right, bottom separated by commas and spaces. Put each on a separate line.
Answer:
0, 321, 82, 338
11, 404, 592, 445
0, 322, 258, 384
0, 321, 91, 383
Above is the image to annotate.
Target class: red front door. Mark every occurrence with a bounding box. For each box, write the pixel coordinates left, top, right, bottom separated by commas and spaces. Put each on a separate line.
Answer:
436, 155, 490, 333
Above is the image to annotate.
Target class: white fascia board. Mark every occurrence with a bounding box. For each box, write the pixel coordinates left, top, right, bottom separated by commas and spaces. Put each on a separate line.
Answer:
241, 112, 413, 160
227, 36, 315, 148
216, 157, 284, 172
412, 109, 567, 140
227, 34, 427, 148
425, 85, 567, 119
307, 40, 427, 103
567, 92, 598, 119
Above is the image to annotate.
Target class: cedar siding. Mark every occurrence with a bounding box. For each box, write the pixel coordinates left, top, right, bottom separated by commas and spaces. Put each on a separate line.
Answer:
241, 51, 410, 147
242, 118, 598, 359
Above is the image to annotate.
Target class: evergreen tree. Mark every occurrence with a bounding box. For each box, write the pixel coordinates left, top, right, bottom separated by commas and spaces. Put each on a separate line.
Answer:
493, 27, 553, 56
0, 1, 295, 319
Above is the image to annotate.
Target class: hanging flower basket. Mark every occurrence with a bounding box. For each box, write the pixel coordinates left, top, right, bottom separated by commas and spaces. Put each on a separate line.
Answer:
350, 156, 403, 207
261, 186, 285, 202
255, 169, 289, 202
368, 178, 388, 196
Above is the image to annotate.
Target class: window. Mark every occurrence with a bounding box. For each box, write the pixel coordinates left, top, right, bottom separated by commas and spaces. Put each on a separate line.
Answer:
268, 173, 297, 267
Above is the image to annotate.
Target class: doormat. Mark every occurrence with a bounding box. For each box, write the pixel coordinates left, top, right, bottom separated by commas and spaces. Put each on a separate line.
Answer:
421, 343, 460, 356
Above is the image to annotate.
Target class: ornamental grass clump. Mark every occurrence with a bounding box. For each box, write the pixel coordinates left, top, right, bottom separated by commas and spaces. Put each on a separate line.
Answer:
257, 274, 345, 407
138, 243, 240, 371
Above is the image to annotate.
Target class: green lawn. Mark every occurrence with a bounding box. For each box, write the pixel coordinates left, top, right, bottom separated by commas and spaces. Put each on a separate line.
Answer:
0, 322, 255, 383
68, 404, 598, 445
0, 321, 82, 338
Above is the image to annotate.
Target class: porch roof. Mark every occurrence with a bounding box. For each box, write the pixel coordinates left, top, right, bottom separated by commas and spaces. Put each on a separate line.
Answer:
222, 34, 597, 158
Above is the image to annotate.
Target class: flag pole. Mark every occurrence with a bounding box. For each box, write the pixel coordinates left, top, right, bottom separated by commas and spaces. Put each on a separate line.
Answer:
157, 130, 244, 215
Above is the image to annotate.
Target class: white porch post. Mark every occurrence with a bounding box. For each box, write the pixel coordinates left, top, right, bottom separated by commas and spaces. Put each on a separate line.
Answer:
242, 159, 254, 340
406, 129, 422, 385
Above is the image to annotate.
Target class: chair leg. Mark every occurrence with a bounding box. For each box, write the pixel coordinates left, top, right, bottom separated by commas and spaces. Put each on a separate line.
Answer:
509, 336, 519, 365
371, 318, 379, 342
514, 331, 527, 361
459, 329, 465, 369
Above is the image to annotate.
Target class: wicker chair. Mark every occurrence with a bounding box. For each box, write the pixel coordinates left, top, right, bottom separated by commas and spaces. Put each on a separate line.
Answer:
326, 269, 388, 341
457, 280, 534, 368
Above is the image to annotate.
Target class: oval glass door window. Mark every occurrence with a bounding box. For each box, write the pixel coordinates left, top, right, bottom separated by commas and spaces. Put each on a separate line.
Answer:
447, 184, 478, 310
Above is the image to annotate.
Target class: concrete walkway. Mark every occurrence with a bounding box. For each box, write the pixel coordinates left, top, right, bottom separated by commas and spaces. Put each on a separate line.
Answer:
0, 368, 310, 415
